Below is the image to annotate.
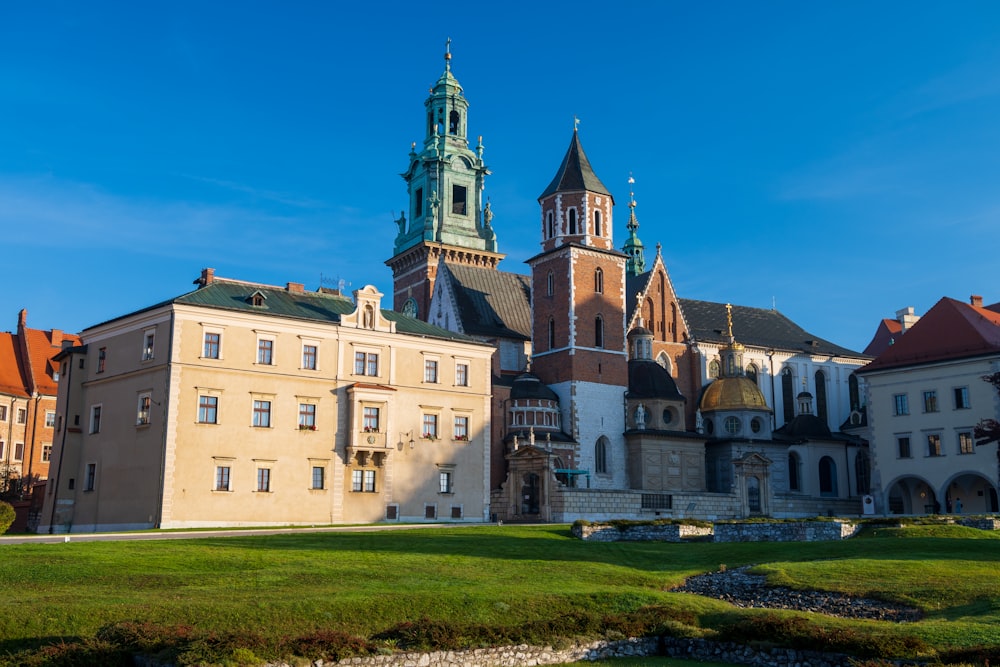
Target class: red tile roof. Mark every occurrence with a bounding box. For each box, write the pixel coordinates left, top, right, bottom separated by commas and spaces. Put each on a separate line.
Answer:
859, 297, 1000, 373
862, 318, 903, 357
22, 327, 80, 395
0, 333, 29, 397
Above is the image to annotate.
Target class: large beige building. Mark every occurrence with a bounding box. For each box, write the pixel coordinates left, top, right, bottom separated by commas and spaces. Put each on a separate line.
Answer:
39, 269, 493, 532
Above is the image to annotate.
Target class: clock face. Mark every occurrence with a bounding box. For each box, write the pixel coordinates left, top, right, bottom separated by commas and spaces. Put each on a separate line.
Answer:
402, 298, 418, 318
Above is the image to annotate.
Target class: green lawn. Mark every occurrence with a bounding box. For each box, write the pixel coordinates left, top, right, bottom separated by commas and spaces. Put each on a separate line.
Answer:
2, 523, 999, 665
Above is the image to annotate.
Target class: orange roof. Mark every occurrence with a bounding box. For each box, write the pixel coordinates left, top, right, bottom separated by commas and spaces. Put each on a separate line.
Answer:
860, 297, 1000, 373
0, 333, 28, 397
862, 318, 903, 357
22, 327, 80, 395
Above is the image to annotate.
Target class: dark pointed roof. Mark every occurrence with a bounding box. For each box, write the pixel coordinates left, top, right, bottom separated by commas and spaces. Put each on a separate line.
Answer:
859, 297, 1000, 373
774, 414, 833, 440
440, 263, 532, 340
628, 359, 685, 401
538, 130, 612, 199
510, 371, 559, 401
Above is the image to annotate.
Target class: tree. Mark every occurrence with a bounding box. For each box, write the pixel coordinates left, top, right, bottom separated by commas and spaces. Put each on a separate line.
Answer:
974, 372, 1000, 448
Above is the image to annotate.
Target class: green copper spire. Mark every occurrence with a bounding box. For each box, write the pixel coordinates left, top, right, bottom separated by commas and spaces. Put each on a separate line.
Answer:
622, 174, 646, 276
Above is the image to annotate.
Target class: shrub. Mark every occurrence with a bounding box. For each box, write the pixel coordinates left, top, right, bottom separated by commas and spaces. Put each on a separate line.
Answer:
0, 638, 132, 666
282, 629, 376, 662
0, 501, 15, 534
938, 645, 1000, 666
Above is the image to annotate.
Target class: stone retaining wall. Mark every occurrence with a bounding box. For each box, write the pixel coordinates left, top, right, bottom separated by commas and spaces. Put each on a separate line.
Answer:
572, 522, 713, 542
713, 521, 859, 542
958, 517, 1000, 530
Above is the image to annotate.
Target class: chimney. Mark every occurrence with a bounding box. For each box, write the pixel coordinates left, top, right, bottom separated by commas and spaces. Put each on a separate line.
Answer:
970, 295, 983, 307
895, 306, 919, 333
51, 329, 63, 348
18, 308, 27, 330
195, 268, 215, 287
286, 282, 305, 294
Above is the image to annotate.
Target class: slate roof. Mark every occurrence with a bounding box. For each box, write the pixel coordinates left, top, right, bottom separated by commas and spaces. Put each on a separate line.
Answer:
679, 299, 866, 358
625, 271, 652, 323
442, 264, 532, 340
538, 130, 612, 199
859, 297, 1000, 373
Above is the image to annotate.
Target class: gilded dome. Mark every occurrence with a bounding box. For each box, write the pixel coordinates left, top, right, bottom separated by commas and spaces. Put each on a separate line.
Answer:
699, 376, 770, 412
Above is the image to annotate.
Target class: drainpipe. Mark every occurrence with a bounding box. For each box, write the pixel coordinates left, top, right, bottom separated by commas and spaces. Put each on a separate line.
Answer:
24, 393, 41, 497
154, 312, 175, 529
4, 396, 15, 495
47, 355, 74, 533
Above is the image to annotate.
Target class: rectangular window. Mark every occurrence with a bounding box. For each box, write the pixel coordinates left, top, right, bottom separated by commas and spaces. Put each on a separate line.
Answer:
97, 347, 106, 373
454, 415, 469, 440
959, 431, 975, 454
415, 187, 423, 218
425, 505, 437, 520
142, 331, 155, 361
253, 400, 271, 428
203, 332, 221, 359
452, 184, 467, 215
354, 351, 365, 375
215, 466, 231, 491
363, 406, 380, 432
14, 443, 23, 461
45, 411, 56, 428
893, 393, 909, 416
367, 353, 378, 376
136, 394, 151, 425
456, 362, 468, 387
0, 406, 7, 421
0, 442, 5, 459
927, 433, 942, 457
424, 359, 439, 383
85, 463, 96, 491
16, 408, 26, 424
364, 469, 376, 493
439, 471, 453, 494
90, 405, 102, 434
897, 436, 911, 458
923, 390, 939, 413
42, 444, 52, 462
954, 386, 971, 409
302, 344, 318, 370
423, 413, 438, 439
198, 396, 218, 424
354, 351, 378, 376
351, 469, 363, 492
298, 403, 316, 429
312, 466, 325, 490
257, 467, 271, 492
257, 339, 274, 365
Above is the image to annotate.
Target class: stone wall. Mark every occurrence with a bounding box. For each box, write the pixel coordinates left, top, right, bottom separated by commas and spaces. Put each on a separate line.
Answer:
958, 517, 1000, 531
713, 521, 859, 543
572, 522, 713, 542
552, 488, 739, 522
771, 494, 863, 519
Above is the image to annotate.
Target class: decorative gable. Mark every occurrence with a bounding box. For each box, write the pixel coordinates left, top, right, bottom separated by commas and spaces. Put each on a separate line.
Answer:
341, 285, 396, 333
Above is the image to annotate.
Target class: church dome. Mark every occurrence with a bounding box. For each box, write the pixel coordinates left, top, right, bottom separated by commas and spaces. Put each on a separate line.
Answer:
510, 371, 559, 401
628, 359, 685, 401
699, 376, 769, 412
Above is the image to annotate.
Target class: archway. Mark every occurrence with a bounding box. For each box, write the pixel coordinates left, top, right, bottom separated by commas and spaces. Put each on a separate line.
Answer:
885, 476, 937, 514
942, 472, 998, 514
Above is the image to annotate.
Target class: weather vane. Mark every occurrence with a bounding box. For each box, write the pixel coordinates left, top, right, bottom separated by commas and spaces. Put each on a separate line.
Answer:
573, 115, 580, 131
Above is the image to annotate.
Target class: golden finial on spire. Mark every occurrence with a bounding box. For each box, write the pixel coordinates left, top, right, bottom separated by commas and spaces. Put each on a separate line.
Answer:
726, 303, 734, 340
628, 172, 636, 211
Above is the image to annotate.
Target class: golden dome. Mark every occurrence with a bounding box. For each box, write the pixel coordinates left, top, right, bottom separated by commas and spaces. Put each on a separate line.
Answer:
699, 376, 770, 412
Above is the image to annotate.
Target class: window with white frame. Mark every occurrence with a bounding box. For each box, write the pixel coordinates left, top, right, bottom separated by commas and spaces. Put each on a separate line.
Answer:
0, 406, 7, 421
215, 465, 231, 491
311, 465, 325, 490
954, 386, 971, 409
142, 329, 155, 361
546, 271, 554, 296
136, 393, 151, 425
89, 405, 102, 434
364, 469, 376, 492
45, 411, 55, 428
97, 347, 106, 373
422, 413, 438, 439
351, 469, 377, 493
927, 433, 943, 457
363, 406, 380, 432
302, 343, 318, 370
354, 350, 379, 376
897, 435, 911, 458
203, 331, 221, 359
13, 443, 23, 461
42, 444, 52, 462
424, 358, 439, 383
893, 393, 909, 416
257, 337, 274, 365
198, 395, 219, 424
439, 471, 453, 494
16, 408, 26, 424
252, 399, 271, 428
923, 390, 939, 413
298, 403, 316, 430
453, 415, 469, 441
455, 362, 469, 387
958, 431, 975, 454
257, 467, 271, 492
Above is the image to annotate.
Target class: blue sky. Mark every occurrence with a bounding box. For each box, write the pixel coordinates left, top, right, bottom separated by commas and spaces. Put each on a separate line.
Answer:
3, 2, 1000, 353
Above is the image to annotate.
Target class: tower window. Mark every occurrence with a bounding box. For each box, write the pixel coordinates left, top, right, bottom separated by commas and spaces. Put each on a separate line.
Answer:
548, 318, 556, 350
594, 268, 603, 294
568, 208, 577, 234
415, 187, 423, 218
595, 316, 604, 348
452, 185, 467, 215
449, 110, 460, 135
594, 210, 602, 236
546, 271, 554, 296
546, 210, 554, 238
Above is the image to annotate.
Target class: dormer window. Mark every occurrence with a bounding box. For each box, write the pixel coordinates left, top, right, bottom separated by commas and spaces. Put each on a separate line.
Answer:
247, 291, 267, 308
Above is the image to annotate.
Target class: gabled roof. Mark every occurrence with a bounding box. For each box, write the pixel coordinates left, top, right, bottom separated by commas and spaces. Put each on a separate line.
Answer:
0, 333, 28, 397
538, 130, 612, 200
863, 318, 903, 357
440, 263, 532, 340
859, 297, 1000, 373
679, 299, 866, 358
20, 327, 81, 395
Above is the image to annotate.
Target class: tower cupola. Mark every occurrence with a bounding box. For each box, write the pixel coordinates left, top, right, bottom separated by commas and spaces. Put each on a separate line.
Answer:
622, 175, 646, 277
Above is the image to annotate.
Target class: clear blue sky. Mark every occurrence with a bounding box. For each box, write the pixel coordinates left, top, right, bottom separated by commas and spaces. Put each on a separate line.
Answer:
3, 2, 1000, 353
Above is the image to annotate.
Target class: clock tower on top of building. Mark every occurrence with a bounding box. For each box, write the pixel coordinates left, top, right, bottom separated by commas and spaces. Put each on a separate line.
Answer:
386, 41, 503, 319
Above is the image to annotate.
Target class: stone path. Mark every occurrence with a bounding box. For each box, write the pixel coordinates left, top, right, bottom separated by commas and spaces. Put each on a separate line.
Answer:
671, 566, 922, 622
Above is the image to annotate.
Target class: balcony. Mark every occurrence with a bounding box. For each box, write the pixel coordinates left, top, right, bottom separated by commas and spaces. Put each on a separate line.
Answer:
348, 429, 389, 456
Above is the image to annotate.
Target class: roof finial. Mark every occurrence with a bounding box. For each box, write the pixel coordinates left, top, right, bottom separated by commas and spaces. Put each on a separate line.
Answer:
726, 303, 734, 341
444, 37, 452, 70
573, 115, 580, 132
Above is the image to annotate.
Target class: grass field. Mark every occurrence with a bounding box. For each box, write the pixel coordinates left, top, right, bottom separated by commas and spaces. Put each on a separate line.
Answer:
2, 522, 999, 665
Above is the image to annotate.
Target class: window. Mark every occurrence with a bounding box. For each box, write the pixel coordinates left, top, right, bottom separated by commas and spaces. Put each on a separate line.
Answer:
299, 344, 317, 370
14, 443, 23, 461
724, 416, 741, 435
452, 184, 467, 215
215, 466, 231, 491
923, 391, 939, 413
363, 406, 380, 432
746, 364, 758, 384
897, 436, 911, 458
0, 442, 4, 459
142, 330, 155, 361
97, 347, 106, 373
364, 469, 376, 492
16, 408, 26, 425
203, 332, 221, 359
959, 431, 975, 454
355, 351, 378, 376
594, 316, 604, 348
893, 393, 909, 416
546, 271, 554, 296
819, 456, 837, 496
136, 394, 151, 425
595, 436, 609, 474
252, 400, 271, 428
454, 415, 469, 440
424, 358, 439, 383
198, 396, 218, 424
594, 210, 602, 236
546, 211, 554, 238
594, 268, 603, 294
781, 368, 795, 424
708, 360, 720, 379
312, 466, 325, 490
257, 339, 274, 365
788, 452, 801, 491
927, 433, 942, 457
815, 370, 828, 423
548, 318, 555, 350
351, 469, 362, 492
89, 405, 102, 434
415, 187, 423, 218
299, 403, 316, 429
85, 463, 96, 491
45, 411, 56, 428
0, 406, 6, 421
351, 469, 377, 492
257, 467, 271, 492
423, 413, 438, 439
42, 444, 52, 462
568, 208, 577, 234
439, 471, 453, 494
455, 362, 468, 387
954, 386, 971, 409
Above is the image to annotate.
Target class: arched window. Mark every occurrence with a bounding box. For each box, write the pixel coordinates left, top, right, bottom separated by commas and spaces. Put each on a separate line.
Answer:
747, 476, 761, 512
546, 210, 554, 239
448, 110, 460, 135
657, 352, 672, 374
746, 363, 758, 384
788, 452, 801, 491
708, 360, 720, 379
781, 368, 795, 425
849, 374, 860, 411
568, 208, 577, 234
815, 370, 828, 424
595, 436, 609, 474
595, 316, 604, 348
548, 318, 556, 350
594, 268, 603, 293
594, 210, 602, 236
819, 456, 837, 496
546, 271, 554, 296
